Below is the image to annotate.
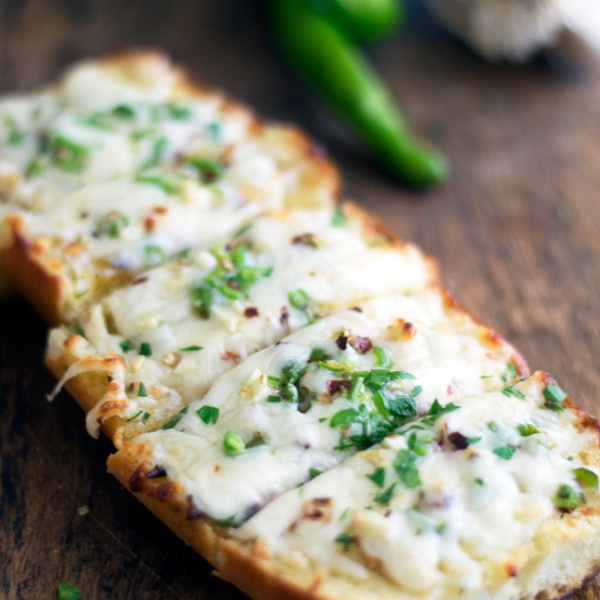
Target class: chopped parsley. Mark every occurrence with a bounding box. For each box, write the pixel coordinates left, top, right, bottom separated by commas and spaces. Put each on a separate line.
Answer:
309, 467, 322, 479
161, 407, 188, 430
179, 345, 203, 351
137, 382, 148, 397
553, 483, 580, 511
501, 363, 518, 383
421, 400, 460, 426
334, 532, 356, 550
95, 212, 129, 238
493, 445, 516, 460
374, 482, 397, 504
367, 467, 386, 488
58, 583, 82, 600
266, 395, 281, 403
223, 430, 245, 456
186, 158, 226, 183
573, 467, 599, 490
112, 104, 137, 119
543, 384, 567, 411
126, 410, 143, 422
166, 103, 192, 120
51, 134, 90, 172
139, 342, 152, 357
373, 346, 392, 368
206, 121, 221, 141
140, 136, 168, 171
331, 206, 346, 227
119, 339, 135, 352
4, 114, 25, 145
136, 174, 182, 194
474, 477, 485, 486
394, 449, 421, 488
197, 405, 220, 425
143, 244, 167, 267
487, 421, 498, 432
517, 423, 540, 436
288, 288, 310, 311
502, 386, 526, 400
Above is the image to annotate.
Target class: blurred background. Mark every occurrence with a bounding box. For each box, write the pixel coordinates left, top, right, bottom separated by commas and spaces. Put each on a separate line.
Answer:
1, 1, 600, 598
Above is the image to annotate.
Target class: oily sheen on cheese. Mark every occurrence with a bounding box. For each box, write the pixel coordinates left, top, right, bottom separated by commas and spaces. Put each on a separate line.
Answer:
46, 204, 436, 438
120, 291, 524, 523
0, 51, 337, 322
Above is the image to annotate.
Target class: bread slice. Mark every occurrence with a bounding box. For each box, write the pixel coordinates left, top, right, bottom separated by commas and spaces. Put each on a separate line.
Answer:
45, 202, 438, 442
0, 50, 338, 324
108, 370, 600, 600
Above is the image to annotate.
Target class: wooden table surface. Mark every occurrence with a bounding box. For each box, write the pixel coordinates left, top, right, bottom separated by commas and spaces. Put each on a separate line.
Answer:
2, 1, 600, 598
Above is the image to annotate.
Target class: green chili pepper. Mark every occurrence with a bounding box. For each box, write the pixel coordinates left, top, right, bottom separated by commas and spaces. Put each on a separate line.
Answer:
312, 0, 404, 44
270, 0, 448, 187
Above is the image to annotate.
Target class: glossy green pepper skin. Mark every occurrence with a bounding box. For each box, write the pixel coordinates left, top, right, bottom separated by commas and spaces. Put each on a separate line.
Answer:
312, 0, 404, 44
270, 0, 448, 187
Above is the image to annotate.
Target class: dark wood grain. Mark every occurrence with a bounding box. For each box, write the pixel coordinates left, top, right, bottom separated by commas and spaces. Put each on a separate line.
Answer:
1, 0, 600, 598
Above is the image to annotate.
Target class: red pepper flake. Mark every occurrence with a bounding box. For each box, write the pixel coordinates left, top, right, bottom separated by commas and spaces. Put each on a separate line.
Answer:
220, 351, 240, 363
292, 233, 318, 248
152, 206, 168, 215
351, 336, 372, 354
144, 217, 156, 233
404, 322, 417, 337
244, 306, 259, 318
335, 333, 348, 350
448, 432, 469, 450
506, 563, 518, 578
327, 380, 352, 396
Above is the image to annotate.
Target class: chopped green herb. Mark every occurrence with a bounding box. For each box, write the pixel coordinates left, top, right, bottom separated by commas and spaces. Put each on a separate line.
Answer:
502, 386, 526, 400
553, 484, 580, 510
474, 477, 484, 486
309, 467, 322, 479
388, 395, 417, 420
197, 405, 220, 425
126, 410, 143, 422
375, 482, 397, 504
390, 370, 417, 380
543, 384, 568, 411
480, 374, 493, 379
517, 423, 540, 436
119, 339, 135, 352
501, 363, 518, 384
331, 206, 346, 227
142, 411, 151, 422
246, 434, 267, 448
161, 407, 188, 430
394, 449, 421, 488
232, 223, 252, 238
421, 400, 460, 426
51, 134, 90, 173
140, 136, 167, 171
574, 467, 599, 490
143, 244, 167, 267
493, 445, 516, 460
487, 421, 498, 432
136, 174, 182, 194
58, 583, 82, 600
373, 346, 392, 368
266, 395, 282, 403
186, 158, 226, 183
96, 212, 130, 238
112, 104, 137, 119
191, 284, 213, 318
330, 408, 360, 429
26, 157, 46, 178
73, 289, 88, 299
288, 289, 310, 311
78, 114, 113, 130
167, 103, 192, 120
309, 348, 329, 362
179, 345, 203, 352
334, 532, 356, 549
224, 430, 245, 456
367, 467, 386, 488
410, 385, 423, 398
4, 114, 25, 145
137, 382, 148, 397
139, 342, 152, 357
74, 323, 85, 338
207, 122, 221, 140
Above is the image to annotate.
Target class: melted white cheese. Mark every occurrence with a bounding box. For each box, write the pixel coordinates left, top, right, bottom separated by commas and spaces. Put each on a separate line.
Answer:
131, 291, 520, 522
0, 55, 336, 318
235, 372, 599, 598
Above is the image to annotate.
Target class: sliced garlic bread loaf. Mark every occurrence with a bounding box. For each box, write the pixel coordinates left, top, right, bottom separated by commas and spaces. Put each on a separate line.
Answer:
46, 203, 437, 441
0, 51, 338, 323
